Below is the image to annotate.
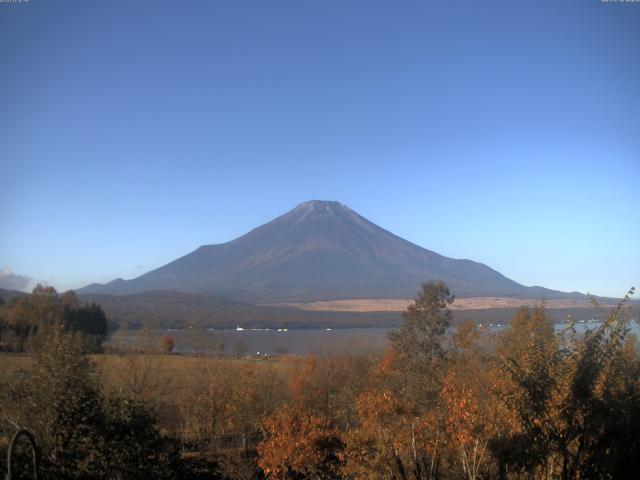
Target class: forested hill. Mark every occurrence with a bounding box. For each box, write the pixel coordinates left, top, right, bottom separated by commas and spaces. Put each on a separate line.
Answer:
0, 288, 27, 303
76, 290, 400, 329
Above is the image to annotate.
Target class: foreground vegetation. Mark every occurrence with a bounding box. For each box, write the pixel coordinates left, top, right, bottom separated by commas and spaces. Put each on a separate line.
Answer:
1, 283, 638, 479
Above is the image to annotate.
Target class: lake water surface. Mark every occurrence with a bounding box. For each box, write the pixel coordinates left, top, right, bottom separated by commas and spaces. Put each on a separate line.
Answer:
107, 319, 640, 356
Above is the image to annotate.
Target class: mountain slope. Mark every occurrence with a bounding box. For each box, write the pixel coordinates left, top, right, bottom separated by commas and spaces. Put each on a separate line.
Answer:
78, 200, 578, 302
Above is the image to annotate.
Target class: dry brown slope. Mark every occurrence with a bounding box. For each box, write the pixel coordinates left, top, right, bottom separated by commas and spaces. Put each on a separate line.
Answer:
276, 297, 619, 312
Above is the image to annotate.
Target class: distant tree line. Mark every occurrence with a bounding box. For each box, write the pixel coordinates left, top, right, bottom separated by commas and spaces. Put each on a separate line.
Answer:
0, 285, 108, 352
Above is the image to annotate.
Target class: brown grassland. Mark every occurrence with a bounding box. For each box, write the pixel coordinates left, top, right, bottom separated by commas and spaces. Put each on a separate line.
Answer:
278, 296, 620, 312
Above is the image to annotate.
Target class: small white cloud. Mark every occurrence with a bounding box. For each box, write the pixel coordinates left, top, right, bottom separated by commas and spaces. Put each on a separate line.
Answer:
0, 267, 34, 291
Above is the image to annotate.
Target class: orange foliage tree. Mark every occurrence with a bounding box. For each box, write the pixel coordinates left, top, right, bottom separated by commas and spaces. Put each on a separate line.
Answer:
257, 404, 344, 480
441, 369, 490, 480
340, 347, 442, 480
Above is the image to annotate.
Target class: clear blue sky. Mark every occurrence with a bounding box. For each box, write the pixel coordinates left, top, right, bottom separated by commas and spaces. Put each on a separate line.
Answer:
1, 0, 638, 298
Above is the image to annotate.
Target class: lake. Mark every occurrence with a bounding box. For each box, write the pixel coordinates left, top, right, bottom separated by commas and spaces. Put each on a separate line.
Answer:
107, 319, 640, 356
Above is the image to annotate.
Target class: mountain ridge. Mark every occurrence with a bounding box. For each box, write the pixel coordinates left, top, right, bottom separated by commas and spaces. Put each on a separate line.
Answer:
78, 200, 583, 302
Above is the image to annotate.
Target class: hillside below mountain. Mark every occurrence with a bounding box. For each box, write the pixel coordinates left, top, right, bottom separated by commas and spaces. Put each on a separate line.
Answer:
76, 290, 620, 330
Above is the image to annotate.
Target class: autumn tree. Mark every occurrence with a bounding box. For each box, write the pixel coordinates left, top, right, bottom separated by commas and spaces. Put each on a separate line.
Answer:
493, 290, 640, 479
0, 286, 108, 352
257, 353, 375, 479
439, 321, 502, 479
160, 335, 175, 354
341, 389, 440, 480
287, 354, 371, 428
441, 369, 490, 480
1, 285, 61, 350
176, 359, 234, 451
339, 346, 443, 480
258, 404, 344, 480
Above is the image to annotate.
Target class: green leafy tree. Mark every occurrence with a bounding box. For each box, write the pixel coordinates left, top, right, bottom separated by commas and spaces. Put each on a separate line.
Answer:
63, 302, 108, 352
90, 397, 183, 480
388, 281, 454, 404
18, 325, 104, 477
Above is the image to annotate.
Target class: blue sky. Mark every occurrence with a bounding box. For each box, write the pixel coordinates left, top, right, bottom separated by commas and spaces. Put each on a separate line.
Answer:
1, 0, 638, 298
